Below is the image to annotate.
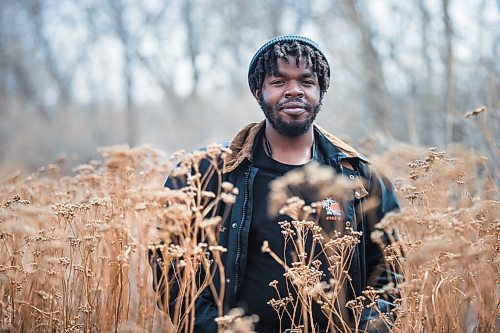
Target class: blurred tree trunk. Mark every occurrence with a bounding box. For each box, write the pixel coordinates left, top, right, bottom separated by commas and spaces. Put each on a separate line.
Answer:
388, 3, 419, 144
407, 83, 419, 145
182, 0, 200, 97
131, 1, 175, 102
217, 0, 249, 94
0, 8, 47, 118
267, 0, 286, 36
293, 0, 310, 32
6, 49, 41, 113
0, 5, 6, 113
110, 0, 136, 147
27, 0, 72, 108
442, 0, 455, 144
124, 50, 135, 147
341, 0, 391, 135
418, 0, 437, 145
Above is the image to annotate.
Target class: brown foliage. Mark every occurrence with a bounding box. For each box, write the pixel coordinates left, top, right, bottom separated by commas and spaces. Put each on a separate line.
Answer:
0, 144, 498, 332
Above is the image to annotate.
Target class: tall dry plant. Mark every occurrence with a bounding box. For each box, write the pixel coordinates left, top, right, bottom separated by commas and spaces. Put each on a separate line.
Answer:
381, 147, 499, 332
148, 144, 239, 332
0, 141, 498, 333
0, 145, 174, 332
259, 163, 400, 333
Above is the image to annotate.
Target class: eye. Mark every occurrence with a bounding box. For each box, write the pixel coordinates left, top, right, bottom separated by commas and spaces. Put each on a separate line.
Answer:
271, 79, 285, 85
302, 80, 316, 86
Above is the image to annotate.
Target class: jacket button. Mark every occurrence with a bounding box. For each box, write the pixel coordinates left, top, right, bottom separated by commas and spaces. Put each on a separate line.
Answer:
226, 278, 231, 284
231, 223, 237, 228
345, 220, 351, 227
349, 175, 355, 180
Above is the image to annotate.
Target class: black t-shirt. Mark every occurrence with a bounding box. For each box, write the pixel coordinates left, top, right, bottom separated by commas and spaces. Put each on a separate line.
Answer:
236, 139, 330, 333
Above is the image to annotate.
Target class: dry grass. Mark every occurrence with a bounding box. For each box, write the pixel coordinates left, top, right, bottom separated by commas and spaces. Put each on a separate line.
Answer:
0, 142, 498, 332
0, 145, 172, 332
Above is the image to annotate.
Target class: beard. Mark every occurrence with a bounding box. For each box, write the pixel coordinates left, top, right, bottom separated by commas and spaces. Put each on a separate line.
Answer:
259, 94, 322, 137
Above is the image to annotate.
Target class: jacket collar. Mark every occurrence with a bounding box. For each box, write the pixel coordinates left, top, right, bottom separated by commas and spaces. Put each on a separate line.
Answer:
223, 120, 368, 173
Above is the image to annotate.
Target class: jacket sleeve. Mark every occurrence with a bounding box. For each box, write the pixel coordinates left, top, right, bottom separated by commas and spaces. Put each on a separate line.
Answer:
148, 247, 218, 332
364, 170, 400, 287
359, 168, 401, 332
148, 157, 222, 332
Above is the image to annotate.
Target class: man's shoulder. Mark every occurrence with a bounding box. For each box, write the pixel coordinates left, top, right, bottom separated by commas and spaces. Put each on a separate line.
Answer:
314, 124, 370, 163
224, 121, 265, 173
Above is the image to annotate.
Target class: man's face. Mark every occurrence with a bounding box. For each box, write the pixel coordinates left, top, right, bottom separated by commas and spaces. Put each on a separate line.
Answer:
256, 56, 322, 137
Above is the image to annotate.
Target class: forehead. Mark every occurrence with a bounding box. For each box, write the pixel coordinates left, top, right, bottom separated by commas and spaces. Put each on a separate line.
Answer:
272, 56, 316, 76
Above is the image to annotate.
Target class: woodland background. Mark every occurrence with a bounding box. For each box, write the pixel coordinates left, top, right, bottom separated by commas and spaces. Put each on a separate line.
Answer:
0, 0, 498, 175
0, 1, 498, 332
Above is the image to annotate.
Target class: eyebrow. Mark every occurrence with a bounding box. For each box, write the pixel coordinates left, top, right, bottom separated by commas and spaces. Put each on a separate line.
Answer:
271, 71, 317, 79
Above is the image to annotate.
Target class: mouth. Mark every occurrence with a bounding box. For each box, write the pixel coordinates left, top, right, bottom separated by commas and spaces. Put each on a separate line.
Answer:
280, 102, 307, 116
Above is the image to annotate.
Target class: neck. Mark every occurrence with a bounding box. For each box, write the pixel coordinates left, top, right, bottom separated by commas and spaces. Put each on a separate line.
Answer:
264, 120, 314, 165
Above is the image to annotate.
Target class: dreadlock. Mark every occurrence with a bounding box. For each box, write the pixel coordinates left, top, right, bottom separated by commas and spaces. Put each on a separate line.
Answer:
248, 41, 330, 97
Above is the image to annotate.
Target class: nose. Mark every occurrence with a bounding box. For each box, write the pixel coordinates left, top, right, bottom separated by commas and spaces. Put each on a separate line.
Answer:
284, 84, 304, 98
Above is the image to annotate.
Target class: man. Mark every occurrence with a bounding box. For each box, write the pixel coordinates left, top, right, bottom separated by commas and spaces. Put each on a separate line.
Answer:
152, 35, 400, 332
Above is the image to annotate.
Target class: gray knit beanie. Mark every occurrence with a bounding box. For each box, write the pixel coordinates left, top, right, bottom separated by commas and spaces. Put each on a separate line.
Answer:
248, 35, 330, 92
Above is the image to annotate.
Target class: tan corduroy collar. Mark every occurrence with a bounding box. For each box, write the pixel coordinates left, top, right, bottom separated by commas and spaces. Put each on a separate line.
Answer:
223, 121, 366, 173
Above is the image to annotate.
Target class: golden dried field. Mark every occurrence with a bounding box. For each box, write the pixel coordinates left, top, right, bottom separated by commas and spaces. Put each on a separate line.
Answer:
0, 142, 498, 332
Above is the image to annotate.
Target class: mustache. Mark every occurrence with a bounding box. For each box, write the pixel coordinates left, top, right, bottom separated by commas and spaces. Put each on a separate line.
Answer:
275, 98, 312, 111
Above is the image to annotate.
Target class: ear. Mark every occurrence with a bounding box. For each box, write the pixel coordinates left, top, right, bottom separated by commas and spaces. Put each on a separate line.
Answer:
253, 89, 260, 101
